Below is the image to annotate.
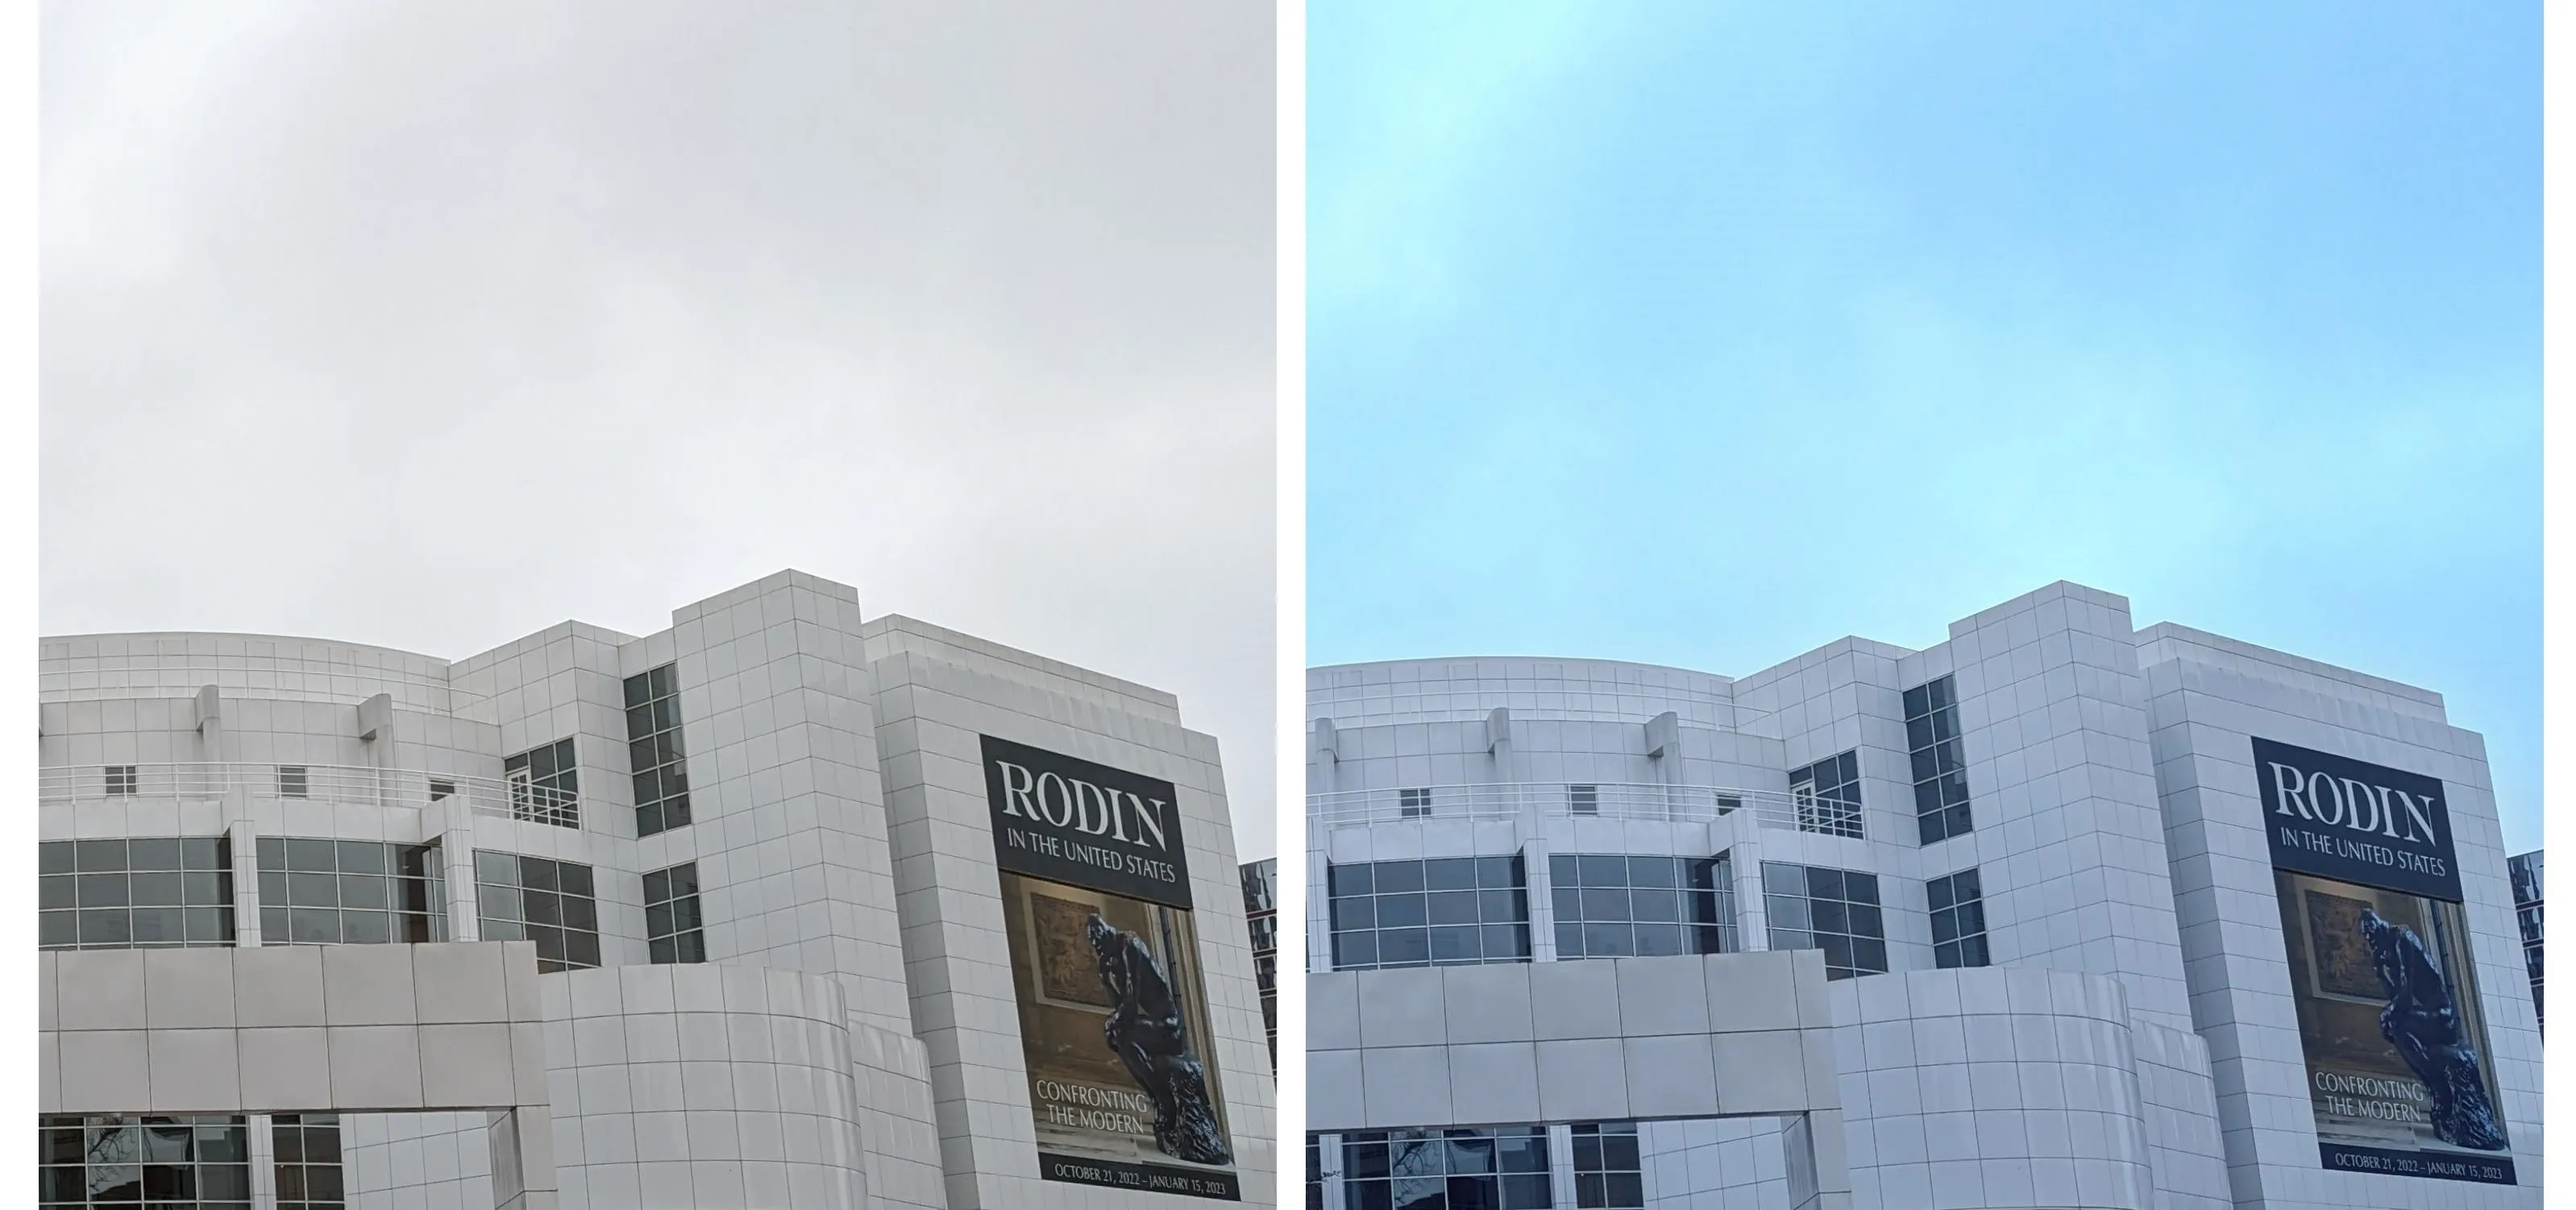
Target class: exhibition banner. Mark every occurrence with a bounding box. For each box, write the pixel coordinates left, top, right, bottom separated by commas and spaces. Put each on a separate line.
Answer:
982, 735, 1240, 1200
2254, 738, 2513, 1185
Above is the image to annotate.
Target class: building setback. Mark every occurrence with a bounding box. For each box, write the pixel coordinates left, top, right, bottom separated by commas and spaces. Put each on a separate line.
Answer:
37, 569, 1274, 1210
1303, 581, 2540, 1210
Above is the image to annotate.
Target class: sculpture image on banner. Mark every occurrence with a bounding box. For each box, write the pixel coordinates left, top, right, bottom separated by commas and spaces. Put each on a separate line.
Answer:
2255, 738, 2514, 1185
982, 735, 1240, 1200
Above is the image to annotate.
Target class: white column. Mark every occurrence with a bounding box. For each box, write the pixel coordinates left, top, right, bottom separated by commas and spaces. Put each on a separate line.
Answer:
247, 1112, 278, 1210
1547, 1123, 1578, 1210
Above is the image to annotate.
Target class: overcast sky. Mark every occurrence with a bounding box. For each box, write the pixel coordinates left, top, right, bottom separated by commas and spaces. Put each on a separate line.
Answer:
40, 2, 1279, 857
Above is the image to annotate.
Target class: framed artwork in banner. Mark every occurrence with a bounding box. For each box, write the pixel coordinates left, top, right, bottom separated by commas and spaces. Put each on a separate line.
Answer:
2255, 738, 2515, 1185
982, 734, 1241, 1201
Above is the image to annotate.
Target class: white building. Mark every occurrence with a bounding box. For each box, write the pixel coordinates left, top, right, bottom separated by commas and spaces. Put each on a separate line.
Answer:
1303, 582, 2539, 1210
37, 569, 1275, 1210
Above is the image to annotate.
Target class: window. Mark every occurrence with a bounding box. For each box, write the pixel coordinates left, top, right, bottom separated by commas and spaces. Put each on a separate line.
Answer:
1244, 859, 1280, 1067
1307, 1136, 1325, 1210
39, 838, 235, 951
1787, 751, 1863, 838
1549, 853, 1735, 958
1570, 1123, 1643, 1210
1904, 676, 1974, 844
103, 765, 137, 796
624, 664, 693, 836
642, 861, 706, 964
272, 1114, 343, 1210
1328, 857, 1529, 971
1927, 867, 1989, 969
1569, 784, 1599, 815
276, 766, 310, 798
39, 1115, 251, 1209
1339, 1127, 1552, 1210
429, 779, 456, 801
1398, 788, 1432, 818
475, 851, 601, 971
2511, 851, 2542, 1029
255, 838, 446, 946
503, 738, 580, 829
1762, 861, 1886, 980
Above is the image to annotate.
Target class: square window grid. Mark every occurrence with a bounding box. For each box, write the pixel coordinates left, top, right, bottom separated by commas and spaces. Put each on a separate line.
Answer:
624, 664, 693, 837
503, 738, 580, 829
39, 838, 235, 951
476, 850, 601, 971
1398, 788, 1432, 818
1762, 861, 1887, 980
1570, 1122, 1644, 1210
1927, 867, 1990, 969
256, 838, 447, 946
277, 765, 310, 799
1339, 1127, 1552, 1210
39, 1115, 251, 1209
1329, 857, 1529, 971
272, 1114, 344, 1210
642, 861, 706, 964
1904, 676, 1975, 845
103, 765, 137, 796
1787, 751, 1863, 838
1550, 853, 1735, 959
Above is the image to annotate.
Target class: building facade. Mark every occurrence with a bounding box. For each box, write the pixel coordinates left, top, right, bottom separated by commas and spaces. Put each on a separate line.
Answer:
1303, 582, 2541, 1210
1243, 860, 1279, 1070
2508, 851, 2540, 1029
37, 569, 1274, 1210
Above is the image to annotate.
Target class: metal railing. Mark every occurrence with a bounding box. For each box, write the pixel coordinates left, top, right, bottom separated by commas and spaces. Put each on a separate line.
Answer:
37, 761, 580, 830
1307, 780, 1865, 838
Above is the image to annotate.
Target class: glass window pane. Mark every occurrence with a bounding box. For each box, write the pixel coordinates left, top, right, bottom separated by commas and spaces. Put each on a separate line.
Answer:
1375, 862, 1425, 894
127, 838, 182, 870
285, 839, 337, 872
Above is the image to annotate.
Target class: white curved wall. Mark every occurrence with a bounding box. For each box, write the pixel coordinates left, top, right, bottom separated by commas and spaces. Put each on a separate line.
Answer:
542, 964, 870, 1210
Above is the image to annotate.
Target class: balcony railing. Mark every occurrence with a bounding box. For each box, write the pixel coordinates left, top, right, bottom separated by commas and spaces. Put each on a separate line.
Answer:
38, 761, 579, 830
1307, 780, 1864, 838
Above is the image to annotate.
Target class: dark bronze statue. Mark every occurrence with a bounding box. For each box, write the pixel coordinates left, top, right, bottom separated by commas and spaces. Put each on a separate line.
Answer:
2359, 908, 2507, 1150
1087, 914, 1233, 1166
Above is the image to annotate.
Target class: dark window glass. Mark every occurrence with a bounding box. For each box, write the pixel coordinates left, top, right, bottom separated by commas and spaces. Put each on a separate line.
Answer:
1342, 1129, 1549, 1210
39, 838, 235, 952
1327, 858, 1529, 971
476, 852, 600, 972
1929, 867, 1990, 970
39, 1115, 250, 1210
1905, 676, 1976, 844
1552, 853, 1736, 958
254, 838, 444, 948
502, 738, 580, 829
1788, 751, 1864, 838
272, 1113, 344, 1210
642, 860, 707, 965
1762, 860, 1888, 980
624, 664, 695, 836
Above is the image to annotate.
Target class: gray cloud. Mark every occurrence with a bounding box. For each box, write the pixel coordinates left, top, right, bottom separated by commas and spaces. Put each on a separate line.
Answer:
41, 0, 1280, 856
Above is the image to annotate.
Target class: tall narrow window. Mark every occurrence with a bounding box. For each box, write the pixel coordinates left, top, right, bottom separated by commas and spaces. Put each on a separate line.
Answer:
1927, 867, 1989, 969
1787, 751, 1863, 838
103, 766, 137, 796
272, 1113, 344, 1210
623, 663, 692, 836
503, 738, 579, 829
1905, 676, 1974, 844
1398, 788, 1431, 818
642, 861, 706, 963
1570, 1123, 1644, 1210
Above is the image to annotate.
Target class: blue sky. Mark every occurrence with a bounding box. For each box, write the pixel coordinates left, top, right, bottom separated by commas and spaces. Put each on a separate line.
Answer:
1307, 3, 2541, 852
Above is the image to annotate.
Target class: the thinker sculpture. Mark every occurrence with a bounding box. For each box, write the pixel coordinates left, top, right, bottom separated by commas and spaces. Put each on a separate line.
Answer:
2358, 908, 2507, 1150
1087, 914, 1234, 1166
